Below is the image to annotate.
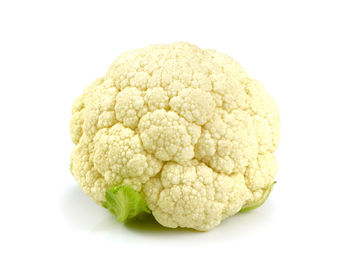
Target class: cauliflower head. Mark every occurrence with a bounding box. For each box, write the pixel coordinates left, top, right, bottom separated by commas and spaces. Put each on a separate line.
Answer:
70, 42, 280, 231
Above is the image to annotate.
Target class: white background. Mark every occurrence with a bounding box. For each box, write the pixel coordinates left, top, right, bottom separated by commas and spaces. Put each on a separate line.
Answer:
1, 0, 349, 279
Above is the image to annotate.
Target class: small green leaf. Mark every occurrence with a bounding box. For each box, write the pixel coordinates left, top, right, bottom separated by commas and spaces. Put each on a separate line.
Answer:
103, 185, 150, 223
240, 181, 276, 213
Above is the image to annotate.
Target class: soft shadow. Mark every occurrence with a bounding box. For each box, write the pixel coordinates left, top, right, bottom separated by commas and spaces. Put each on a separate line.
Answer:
91, 209, 198, 236
124, 214, 197, 234
62, 184, 274, 238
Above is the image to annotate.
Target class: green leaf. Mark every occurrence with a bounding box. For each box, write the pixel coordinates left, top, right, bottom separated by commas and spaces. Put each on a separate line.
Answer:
240, 181, 276, 213
103, 185, 150, 223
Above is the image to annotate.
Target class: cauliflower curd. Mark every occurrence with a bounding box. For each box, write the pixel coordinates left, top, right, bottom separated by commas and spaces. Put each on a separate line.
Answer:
70, 42, 280, 231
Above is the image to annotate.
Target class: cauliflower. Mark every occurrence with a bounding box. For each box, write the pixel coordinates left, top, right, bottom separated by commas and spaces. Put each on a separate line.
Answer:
70, 42, 280, 231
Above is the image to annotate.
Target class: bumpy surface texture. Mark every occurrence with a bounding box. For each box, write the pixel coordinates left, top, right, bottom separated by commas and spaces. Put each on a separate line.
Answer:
70, 42, 280, 231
